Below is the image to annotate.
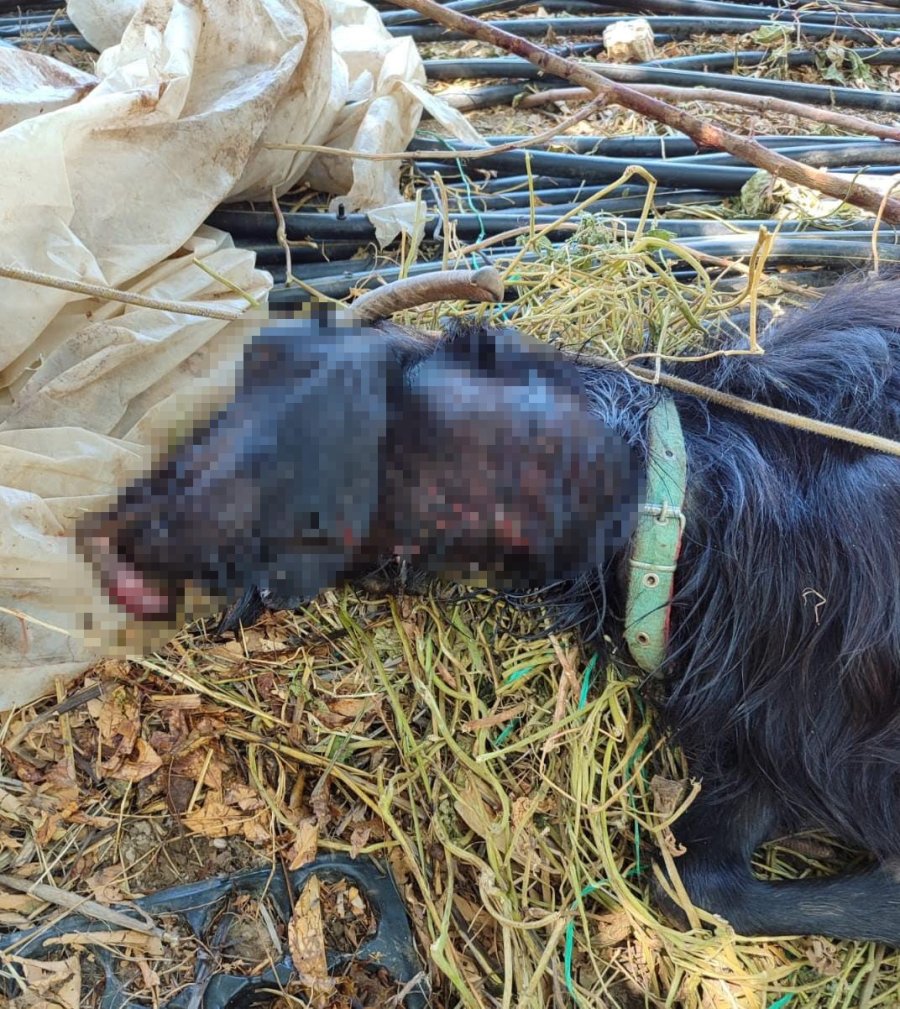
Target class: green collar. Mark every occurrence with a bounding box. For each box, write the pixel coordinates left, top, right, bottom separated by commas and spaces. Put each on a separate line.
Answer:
623, 395, 687, 675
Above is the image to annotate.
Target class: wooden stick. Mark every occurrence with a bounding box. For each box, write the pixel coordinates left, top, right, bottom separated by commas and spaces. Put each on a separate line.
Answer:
628, 365, 900, 457
0, 265, 244, 321
384, 0, 900, 222
0, 872, 178, 943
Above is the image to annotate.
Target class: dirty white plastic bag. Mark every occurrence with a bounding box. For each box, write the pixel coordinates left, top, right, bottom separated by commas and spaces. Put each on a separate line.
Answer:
0, 0, 324, 387
68, 0, 477, 239
0, 229, 270, 710
0, 46, 96, 131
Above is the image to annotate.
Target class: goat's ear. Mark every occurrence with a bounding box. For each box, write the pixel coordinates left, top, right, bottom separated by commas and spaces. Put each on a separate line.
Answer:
385, 324, 642, 588
438, 318, 588, 394
240, 317, 407, 601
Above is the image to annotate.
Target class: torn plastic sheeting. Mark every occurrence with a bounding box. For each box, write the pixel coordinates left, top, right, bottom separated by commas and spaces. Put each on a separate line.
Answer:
68, 0, 480, 242
0, 46, 96, 131
0, 0, 325, 384
0, 229, 272, 713
299, 0, 435, 240
64, 0, 134, 51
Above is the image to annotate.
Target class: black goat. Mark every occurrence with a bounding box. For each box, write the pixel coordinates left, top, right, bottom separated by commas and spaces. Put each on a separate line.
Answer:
79, 278, 900, 945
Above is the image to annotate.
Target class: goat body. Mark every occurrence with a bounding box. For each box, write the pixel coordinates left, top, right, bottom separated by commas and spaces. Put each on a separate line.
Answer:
79, 280, 900, 945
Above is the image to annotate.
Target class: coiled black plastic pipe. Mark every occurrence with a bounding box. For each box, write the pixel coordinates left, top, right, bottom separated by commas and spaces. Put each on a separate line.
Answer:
398, 15, 900, 45
423, 57, 900, 112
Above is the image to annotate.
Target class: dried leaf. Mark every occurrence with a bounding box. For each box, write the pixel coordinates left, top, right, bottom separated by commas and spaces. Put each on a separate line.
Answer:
349, 825, 370, 858
104, 737, 162, 784
86, 865, 128, 905
97, 687, 140, 757
594, 911, 633, 946
183, 793, 243, 838
288, 877, 335, 1003
46, 930, 164, 957
801, 936, 843, 976
289, 818, 320, 870
650, 775, 685, 817
241, 811, 273, 845
9, 955, 80, 1009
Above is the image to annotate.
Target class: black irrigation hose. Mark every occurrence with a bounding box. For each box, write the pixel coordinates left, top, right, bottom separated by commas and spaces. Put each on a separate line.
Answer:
0, 11, 70, 24
410, 135, 900, 166
216, 203, 900, 249
782, 144, 900, 168
382, 0, 726, 25
415, 148, 756, 187
0, 1, 63, 12
212, 208, 609, 243
438, 82, 534, 110
602, 0, 900, 25
435, 54, 900, 108
524, 218, 899, 236
474, 183, 723, 210
407, 0, 900, 14
241, 219, 899, 268
647, 47, 900, 71
397, 16, 900, 44
650, 143, 900, 170
671, 235, 900, 263
263, 235, 900, 301
530, 44, 900, 70
461, 188, 722, 209
0, 19, 77, 37
440, 185, 715, 208
468, 189, 726, 212
423, 57, 900, 112
243, 241, 377, 266
265, 251, 541, 299
379, 0, 900, 19
381, 0, 525, 27
478, 150, 752, 187
415, 169, 611, 189
420, 133, 892, 158
409, 140, 900, 187
10, 34, 95, 49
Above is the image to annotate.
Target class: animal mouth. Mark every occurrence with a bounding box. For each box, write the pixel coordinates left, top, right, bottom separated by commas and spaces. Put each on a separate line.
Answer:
83, 536, 175, 620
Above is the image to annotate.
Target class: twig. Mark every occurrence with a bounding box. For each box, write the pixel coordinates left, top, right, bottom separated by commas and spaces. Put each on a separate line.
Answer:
0, 605, 71, 637
627, 364, 900, 457
519, 84, 900, 143
3, 684, 104, 754
0, 872, 179, 943
271, 186, 295, 287
191, 256, 260, 307
264, 93, 608, 163
0, 265, 243, 321
382, 0, 900, 222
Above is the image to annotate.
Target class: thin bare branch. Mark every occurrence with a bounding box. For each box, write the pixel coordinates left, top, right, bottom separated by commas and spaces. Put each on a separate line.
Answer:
519, 84, 900, 143
0, 265, 243, 320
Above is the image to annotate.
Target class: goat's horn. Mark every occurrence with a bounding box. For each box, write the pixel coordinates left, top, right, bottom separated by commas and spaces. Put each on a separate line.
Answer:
352, 266, 505, 322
